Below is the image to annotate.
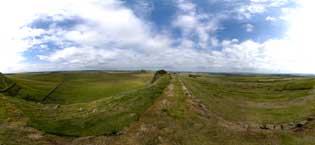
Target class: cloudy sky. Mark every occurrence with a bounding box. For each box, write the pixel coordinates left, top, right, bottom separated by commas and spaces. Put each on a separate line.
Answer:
0, 0, 314, 73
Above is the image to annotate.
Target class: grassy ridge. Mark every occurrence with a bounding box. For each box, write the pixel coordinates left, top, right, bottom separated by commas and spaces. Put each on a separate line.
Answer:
3, 74, 170, 137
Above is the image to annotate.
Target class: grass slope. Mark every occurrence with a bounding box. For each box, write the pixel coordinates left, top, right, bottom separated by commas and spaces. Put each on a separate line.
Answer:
1, 73, 170, 137
6, 73, 64, 101
46, 72, 153, 104
7, 72, 153, 104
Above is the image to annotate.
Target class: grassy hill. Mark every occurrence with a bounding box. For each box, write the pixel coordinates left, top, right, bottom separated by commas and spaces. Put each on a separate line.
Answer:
1, 71, 315, 145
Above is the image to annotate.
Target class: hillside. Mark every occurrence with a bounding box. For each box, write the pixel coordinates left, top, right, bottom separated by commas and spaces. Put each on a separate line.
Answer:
1, 71, 315, 145
7, 72, 154, 104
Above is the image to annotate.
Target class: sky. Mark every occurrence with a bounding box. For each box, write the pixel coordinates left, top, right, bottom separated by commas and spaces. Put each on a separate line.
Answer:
0, 0, 314, 73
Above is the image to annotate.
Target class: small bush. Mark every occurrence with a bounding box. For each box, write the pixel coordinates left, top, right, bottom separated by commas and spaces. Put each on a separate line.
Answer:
151, 70, 168, 83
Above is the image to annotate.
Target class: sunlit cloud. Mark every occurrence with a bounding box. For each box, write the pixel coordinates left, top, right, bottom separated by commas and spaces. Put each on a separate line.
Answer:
0, 0, 313, 74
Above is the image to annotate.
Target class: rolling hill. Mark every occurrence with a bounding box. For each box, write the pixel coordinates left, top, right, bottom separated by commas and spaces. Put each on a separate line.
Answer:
1, 71, 315, 145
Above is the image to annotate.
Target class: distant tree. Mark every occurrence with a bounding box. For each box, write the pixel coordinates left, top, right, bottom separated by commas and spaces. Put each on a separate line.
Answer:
151, 70, 168, 83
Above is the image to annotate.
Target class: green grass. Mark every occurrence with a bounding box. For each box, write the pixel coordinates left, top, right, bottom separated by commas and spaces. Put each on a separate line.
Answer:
2, 74, 170, 137
0, 94, 24, 124
181, 74, 315, 124
6, 73, 64, 101
154, 74, 315, 145
47, 72, 153, 104
7, 72, 153, 104
2, 72, 315, 145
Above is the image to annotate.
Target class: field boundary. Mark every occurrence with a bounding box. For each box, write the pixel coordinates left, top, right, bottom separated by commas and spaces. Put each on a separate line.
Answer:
42, 81, 64, 102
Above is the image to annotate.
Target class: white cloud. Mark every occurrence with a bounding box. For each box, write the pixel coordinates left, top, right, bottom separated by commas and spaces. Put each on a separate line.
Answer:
244, 23, 254, 32
210, 40, 267, 72
265, 16, 277, 21
212, 0, 315, 73
236, 0, 289, 19
0, 0, 77, 72
0, 0, 174, 72
173, 0, 221, 49
1, 0, 314, 74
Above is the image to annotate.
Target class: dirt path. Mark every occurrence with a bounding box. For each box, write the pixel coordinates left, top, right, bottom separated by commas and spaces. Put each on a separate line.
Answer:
94, 75, 257, 144
110, 79, 176, 145
68, 76, 176, 145
102, 75, 251, 144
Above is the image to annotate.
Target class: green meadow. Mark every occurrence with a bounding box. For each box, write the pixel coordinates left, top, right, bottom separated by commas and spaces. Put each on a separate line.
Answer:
1, 71, 315, 145
6, 72, 153, 104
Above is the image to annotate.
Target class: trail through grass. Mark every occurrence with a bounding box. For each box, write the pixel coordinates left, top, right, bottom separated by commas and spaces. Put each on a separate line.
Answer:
2, 72, 315, 145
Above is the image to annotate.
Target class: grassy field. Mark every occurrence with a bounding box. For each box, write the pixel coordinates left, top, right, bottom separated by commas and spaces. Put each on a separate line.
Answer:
4, 74, 169, 137
0, 71, 171, 137
181, 74, 315, 124
1, 71, 315, 145
7, 72, 153, 104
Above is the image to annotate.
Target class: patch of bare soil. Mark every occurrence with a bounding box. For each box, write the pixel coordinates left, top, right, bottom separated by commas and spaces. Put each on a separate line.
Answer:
27, 133, 43, 140
0, 123, 71, 145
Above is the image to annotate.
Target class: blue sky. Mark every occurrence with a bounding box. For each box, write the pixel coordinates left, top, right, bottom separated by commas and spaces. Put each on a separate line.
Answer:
0, 0, 314, 73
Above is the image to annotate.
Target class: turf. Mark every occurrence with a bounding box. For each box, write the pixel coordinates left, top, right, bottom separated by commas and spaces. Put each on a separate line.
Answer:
7, 72, 153, 104
181, 74, 315, 124
2, 72, 315, 145
1, 73, 170, 137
